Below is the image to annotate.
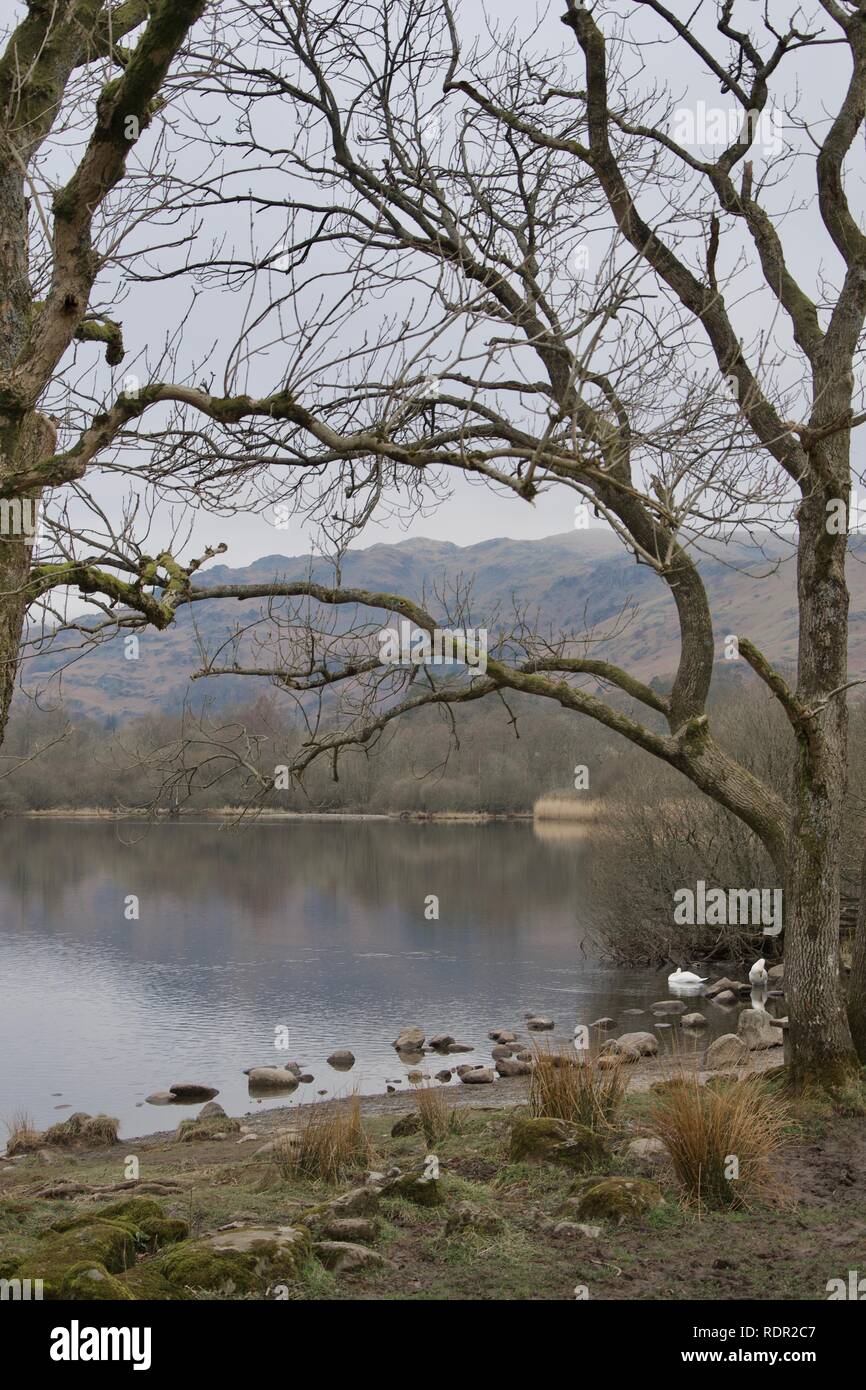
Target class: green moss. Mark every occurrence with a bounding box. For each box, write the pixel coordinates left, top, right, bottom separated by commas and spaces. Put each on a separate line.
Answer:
383, 1172, 444, 1207
509, 1117, 609, 1172
61, 1261, 135, 1301
119, 1263, 190, 1301
26, 1222, 138, 1299
570, 1177, 665, 1225
176, 1115, 240, 1143
159, 1227, 311, 1296
138, 1216, 189, 1249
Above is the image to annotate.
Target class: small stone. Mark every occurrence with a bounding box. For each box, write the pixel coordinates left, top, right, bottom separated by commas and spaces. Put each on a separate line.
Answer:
459, 1067, 495, 1084
428, 1034, 455, 1050
711, 990, 737, 1006
445, 1202, 503, 1236
495, 1058, 532, 1077
737, 1009, 784, 1051
393, 1027, 425, 1051
327, 1050, 356, 1070
680, 1013, 707, 1028
329, 1187, 381, 1217
314, 1240, 386, 1273
553, 1221, 603, 1239
390, 1113, 422, 1138
651, 1000, 687, 1014
168, 1083, 218, 1101
591, 1017, 616, 1028
320, 1217, 378, 1243
704, 978, 742, 997
626, 1137, 667, 1160
488, 1029, 517, 1043
198, 1101, 226, 1119
247, 1068, 300, 1090
526, 1016, 555, 1031
705, 1033, 749, 1069
606, 1031, 658, 1057
435, 1070, 453, 1083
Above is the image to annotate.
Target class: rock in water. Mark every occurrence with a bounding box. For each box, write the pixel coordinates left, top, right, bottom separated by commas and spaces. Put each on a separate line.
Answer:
495, 1058, 532, 1077
326, 1050, 356, 1070
168, 1083, 218, 1102
680, 1013, 707, 1029
526, 1016, 555, 1031
392, 1026, 425, 1051
246, 1068, 299, 1090
459, 1067, 495, 1085
737, 1009, 784, 1051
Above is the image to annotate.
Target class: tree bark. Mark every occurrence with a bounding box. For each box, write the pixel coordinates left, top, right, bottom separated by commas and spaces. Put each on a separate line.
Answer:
785, 410, 860, 1086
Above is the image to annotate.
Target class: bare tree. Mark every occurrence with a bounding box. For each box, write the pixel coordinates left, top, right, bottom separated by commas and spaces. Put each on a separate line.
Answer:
8, 1, 866, 1091
122, 0, 866, 1092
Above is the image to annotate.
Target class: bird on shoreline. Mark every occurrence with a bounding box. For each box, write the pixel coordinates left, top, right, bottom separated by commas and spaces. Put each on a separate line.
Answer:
668, 967, 709, 986
749, 957, 768, 987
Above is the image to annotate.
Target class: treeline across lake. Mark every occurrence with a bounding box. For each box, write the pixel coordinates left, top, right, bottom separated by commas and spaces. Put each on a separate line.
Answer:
0, 690, 622, 815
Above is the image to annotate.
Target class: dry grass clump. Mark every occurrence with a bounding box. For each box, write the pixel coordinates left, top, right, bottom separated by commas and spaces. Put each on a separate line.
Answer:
5, 1110, 118, 1154
5, 1109, 41, 1155
644, 1069, 791, 1208
274, 1096, 370, 1183
416, 1085, 462, 1145
530, 1043, 626, 1130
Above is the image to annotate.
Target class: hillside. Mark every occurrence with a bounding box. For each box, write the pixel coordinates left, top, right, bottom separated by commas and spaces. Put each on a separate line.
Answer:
18, 528, 849, 721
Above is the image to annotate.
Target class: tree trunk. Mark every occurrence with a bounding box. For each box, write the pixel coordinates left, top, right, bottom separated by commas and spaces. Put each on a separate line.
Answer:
0, 412, 53, 743
785, 431, 860, 1087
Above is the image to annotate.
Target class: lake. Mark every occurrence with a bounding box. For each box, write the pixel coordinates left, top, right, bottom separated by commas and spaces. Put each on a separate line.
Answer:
0, 818, 745, 1138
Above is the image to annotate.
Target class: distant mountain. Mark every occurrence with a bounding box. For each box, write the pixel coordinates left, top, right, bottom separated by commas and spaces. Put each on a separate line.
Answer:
20, 529, 860, 720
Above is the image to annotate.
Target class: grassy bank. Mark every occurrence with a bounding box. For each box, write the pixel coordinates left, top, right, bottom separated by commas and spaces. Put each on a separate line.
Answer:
2, 1065, 863, 1302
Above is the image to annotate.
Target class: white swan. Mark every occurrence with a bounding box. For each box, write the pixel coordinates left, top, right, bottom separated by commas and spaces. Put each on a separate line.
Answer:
749, 957, 768, 987
668, 967, 709, 986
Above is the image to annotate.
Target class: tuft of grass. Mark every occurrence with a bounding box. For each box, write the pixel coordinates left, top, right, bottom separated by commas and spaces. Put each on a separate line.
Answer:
5, 1109, 41, 1156
41, 1114, 119, 1149
4, 1110, 118, 1154
273, 1096, 370, 1184
530, 1043, 626, 1131
416, 1085, 462, 1146
644, 1069, 791, 1209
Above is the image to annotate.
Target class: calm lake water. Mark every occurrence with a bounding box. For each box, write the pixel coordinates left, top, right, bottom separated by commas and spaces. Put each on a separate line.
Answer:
0, 819, 753, 1138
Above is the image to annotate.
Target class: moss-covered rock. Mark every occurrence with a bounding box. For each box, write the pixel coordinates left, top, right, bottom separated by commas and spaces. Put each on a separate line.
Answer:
119, 1263, 190, 1301
382, 1171, 444, 1206
61, 1261, 135, 1301
176, 1114, 241, 1143
159, 1225, 310, 1296
118, 1267, 189, 1295
569, 1176, 665, 1225
27, 1222, 138, 1299
509, 1117, 608, 1172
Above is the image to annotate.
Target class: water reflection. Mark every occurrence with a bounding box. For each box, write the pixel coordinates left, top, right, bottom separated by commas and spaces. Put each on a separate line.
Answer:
0, 819, 773, 1136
